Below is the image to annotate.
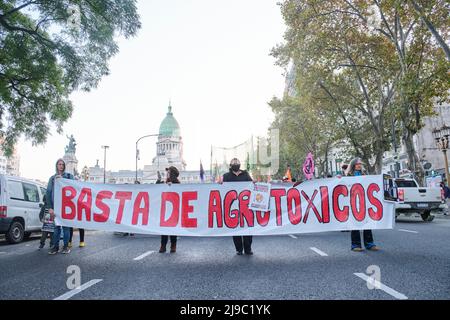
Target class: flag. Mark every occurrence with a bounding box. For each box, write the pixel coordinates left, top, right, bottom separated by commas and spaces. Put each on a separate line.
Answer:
200, 161, 205, 183
157, 170, 162, 182
246, 152, 250, 171
303, 152, 315, 180
284, 166, 292, 182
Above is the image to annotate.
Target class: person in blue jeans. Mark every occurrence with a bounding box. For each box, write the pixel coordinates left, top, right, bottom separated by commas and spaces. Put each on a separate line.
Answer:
347, 158, 380, 252
46, 159, 75, 255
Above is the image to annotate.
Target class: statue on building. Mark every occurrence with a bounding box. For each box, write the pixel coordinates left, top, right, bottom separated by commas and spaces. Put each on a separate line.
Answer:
65, 134, 77, 154
63, 134, 78, 176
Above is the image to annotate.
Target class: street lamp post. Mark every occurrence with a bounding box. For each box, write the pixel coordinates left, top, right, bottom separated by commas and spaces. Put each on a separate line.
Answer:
101, 145, 109, 183
432, 125, 450, 184
135, 134, 160, 183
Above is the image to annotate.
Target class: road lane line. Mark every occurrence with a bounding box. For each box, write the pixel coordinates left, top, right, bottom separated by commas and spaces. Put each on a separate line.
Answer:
289, 234, 298, 239
54, 279, 103, 300
398, 229, 418, 234
354, 273, 408, 300
133, 250, 155, 261
310, 247, 328, 256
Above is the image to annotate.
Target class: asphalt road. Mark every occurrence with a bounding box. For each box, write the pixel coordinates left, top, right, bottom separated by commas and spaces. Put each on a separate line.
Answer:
0, 215, 449, 300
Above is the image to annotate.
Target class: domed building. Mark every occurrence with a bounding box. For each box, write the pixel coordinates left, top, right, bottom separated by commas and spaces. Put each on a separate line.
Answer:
141, 103, 209, 184
87, 103, 211, 184
150, 104, 186, 172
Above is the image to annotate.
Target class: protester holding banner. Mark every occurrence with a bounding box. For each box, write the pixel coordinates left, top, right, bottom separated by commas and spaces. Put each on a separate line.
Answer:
222, 158, 254, 255
47, 159, 75, 255
68, 227, 85, 248
347, 158, 380, 252
159, 166, 180, 253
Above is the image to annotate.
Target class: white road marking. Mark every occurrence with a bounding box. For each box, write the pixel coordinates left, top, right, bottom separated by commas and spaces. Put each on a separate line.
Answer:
310, 247, 328, 256
398, 229, 418, 234
354, 273, 408, 300
133, 250, 155, 261
289, 234, 298, 239
54, 279, 103, 300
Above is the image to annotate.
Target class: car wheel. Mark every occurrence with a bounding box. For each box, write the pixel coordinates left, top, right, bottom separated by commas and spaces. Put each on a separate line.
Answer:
421, 210, 434, 222
5, 221, 25, 244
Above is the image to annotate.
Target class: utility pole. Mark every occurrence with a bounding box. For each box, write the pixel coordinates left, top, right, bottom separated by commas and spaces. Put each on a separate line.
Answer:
101, 145, 109, 183
392, 118, 400, 178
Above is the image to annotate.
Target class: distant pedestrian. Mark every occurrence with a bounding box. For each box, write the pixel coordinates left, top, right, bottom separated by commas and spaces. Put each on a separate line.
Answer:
47, 159, 75, 255
440, 181, 450, 215
347, 158, 379, 252
341, 164, 348, 176
159, 166, 180, 253
38, 194, 54, 250
222, 158, 254, 256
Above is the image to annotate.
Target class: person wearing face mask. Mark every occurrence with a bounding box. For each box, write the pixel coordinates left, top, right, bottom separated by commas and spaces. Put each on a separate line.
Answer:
158, 166, 180, 253
347, 158, 380, 252
222, 158, 254, 255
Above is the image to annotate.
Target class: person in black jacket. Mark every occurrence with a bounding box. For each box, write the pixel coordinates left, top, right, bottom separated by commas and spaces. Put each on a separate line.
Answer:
222, 158, 254, 255
159, 166, 180, 253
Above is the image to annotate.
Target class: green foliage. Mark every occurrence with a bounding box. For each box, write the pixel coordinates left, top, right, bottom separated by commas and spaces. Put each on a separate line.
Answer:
270, 0, 449, 176
0, 0, 141, 155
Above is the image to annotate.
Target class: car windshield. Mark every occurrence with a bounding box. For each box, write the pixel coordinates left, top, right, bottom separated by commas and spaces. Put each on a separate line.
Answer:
395, 180, 417, 188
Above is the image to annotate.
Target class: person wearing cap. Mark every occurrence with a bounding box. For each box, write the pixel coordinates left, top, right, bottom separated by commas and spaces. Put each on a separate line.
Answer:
347, 158, 380, 252
159, 166, 180, 253
222, 158, 254, 255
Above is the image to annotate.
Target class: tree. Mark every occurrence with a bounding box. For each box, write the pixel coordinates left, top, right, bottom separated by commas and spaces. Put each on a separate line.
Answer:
271, 0, 449, 182
409, 0, 450, 61
0, 0, 141, 155
341, 0, 449, 183
271, 0, 398, 174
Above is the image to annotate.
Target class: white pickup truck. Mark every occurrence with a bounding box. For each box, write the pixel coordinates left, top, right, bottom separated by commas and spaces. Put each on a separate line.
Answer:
387, 177, 446, 221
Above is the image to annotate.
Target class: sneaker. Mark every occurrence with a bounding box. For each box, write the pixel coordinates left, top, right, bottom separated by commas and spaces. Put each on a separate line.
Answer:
48, 247, 59, 255
244, 251, 254, 255
79, 242, 85, 248
236, 251, 243, 255
351, 247, 364, 252
367, 245, 380, 251
38, 243, 45, 250
68, 242, 72, 249
61, 247, 71, 254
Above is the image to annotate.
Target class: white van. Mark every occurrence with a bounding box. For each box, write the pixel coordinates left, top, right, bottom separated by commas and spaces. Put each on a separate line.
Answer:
0, 175, 46, 244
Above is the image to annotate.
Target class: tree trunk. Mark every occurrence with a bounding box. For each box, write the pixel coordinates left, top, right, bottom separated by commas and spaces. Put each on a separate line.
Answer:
402, 127, 425, 186
374, 147, 384, 175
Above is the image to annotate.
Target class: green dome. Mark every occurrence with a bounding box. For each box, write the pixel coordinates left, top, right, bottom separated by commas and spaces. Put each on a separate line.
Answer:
159, 105, 181, 137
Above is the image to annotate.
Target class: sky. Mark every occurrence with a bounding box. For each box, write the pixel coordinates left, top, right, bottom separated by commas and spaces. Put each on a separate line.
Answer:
18, 0, 287, 182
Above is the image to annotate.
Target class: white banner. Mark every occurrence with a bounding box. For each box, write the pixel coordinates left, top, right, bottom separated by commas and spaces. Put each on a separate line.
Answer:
54, 175, 395, 236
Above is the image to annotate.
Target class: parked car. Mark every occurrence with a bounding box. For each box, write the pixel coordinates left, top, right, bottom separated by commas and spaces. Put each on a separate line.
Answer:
384, 176, 446, 221
0, 175, 46, 244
